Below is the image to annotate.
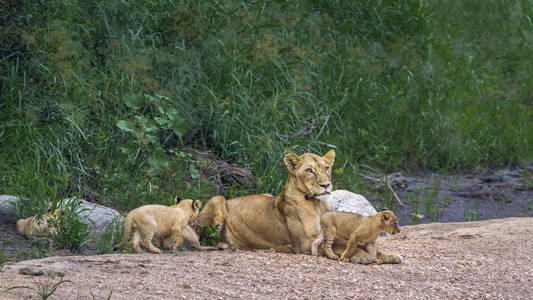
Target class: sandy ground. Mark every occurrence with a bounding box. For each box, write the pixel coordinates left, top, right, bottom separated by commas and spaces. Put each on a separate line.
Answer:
1, 217, 532, 299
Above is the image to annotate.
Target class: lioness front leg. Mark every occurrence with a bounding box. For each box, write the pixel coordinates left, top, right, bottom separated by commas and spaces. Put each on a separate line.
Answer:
287, 210, 322, 254
182, 225, 217, 251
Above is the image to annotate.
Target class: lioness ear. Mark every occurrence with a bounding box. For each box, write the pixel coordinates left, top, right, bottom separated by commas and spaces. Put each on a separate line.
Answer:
284, 153, 302, 174
175, 196, 182, 204
382, 212, 389, 221
322, 150, 335, 166
193, 200, 202, 210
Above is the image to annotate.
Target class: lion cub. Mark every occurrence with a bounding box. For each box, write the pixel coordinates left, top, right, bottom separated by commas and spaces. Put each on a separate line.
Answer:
17, 208, 65, 238
312, 210, 400, 264
114, 199, 204, 253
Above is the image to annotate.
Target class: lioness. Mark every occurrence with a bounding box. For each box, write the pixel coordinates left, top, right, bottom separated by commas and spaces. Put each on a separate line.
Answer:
312, 210, 402, 264
114, 199, 216, 253
197, 150, 335, 254
17, 208, 65, 238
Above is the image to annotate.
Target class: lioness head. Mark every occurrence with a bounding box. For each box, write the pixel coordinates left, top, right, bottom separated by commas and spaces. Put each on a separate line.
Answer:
284, 150, 335, 200
379, 210, 400, 234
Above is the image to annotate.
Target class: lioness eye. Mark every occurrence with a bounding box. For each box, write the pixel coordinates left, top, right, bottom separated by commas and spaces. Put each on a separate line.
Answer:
306, 168, 314, 173
325, 165, 330, 171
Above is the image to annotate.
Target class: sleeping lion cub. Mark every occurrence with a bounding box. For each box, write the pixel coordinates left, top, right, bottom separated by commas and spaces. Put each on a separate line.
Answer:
17, 208, 65, 238
114, 198, 214, 253
312, 209, 401, 264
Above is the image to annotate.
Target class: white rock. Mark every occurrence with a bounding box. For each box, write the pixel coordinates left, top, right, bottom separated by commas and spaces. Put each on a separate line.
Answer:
325, 190, 377, 216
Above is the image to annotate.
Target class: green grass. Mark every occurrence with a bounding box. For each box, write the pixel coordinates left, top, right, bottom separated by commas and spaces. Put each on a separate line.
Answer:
5, 270, 72, 300
0, 239, 8, 266
1, 0, 532, 219
94, 216, 124, 254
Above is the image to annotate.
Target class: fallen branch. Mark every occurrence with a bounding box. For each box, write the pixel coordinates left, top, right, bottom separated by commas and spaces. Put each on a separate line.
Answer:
358, 172, 404, 206
315, 141, 337, 149
280, 116, 337, 149
385, 177, 404, 206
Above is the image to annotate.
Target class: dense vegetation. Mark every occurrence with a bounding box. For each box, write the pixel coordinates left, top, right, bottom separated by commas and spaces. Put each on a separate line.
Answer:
1, 0, 532, 216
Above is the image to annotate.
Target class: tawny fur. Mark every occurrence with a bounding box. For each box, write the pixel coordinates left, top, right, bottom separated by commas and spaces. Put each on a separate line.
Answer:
16, 209, 65, 238
114, 199, 216, 253
312, 210, 402, 264
198, 150, 335, 254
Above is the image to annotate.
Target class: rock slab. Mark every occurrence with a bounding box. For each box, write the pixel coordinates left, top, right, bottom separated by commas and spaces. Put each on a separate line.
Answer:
326, 190, 377, 216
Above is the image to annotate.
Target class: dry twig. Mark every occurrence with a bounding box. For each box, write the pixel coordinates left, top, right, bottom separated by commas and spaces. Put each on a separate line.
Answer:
358, 172, 404, 206
280, 116, 337, 148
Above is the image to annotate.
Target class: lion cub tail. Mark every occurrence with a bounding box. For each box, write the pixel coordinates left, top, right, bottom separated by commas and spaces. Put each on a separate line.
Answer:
113, 214, 133, 251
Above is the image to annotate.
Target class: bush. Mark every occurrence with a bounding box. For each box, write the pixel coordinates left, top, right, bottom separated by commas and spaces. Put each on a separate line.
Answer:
47, 198, 89, 251
0, 0, 531, 213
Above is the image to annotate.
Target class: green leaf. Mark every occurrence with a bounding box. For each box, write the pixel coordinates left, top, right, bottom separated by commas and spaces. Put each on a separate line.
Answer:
154, 116, 170, 127
119, 147, 131, 154
144, 122, 158, 133
146, 134, 158, 144
147, 149, 169, 169
123, 93, 143, 109
116, 120, 135, 133
172, 118, 188, 137
164, 107, 179, 120
189, 164, 200, 179
144, 94, 157, 103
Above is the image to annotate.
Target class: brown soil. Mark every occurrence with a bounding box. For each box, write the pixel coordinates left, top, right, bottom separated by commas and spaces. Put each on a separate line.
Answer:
1, 217, 532, 299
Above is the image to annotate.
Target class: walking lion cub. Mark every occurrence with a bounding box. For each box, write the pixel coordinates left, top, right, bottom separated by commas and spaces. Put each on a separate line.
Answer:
114, 198, 215, 253
312, 209, 402, 264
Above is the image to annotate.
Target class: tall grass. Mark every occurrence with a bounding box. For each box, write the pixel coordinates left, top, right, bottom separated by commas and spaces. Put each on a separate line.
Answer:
0, 0, 532, 213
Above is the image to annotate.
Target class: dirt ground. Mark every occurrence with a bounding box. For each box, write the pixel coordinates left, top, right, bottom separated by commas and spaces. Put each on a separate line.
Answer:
1, 217, 532, 299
